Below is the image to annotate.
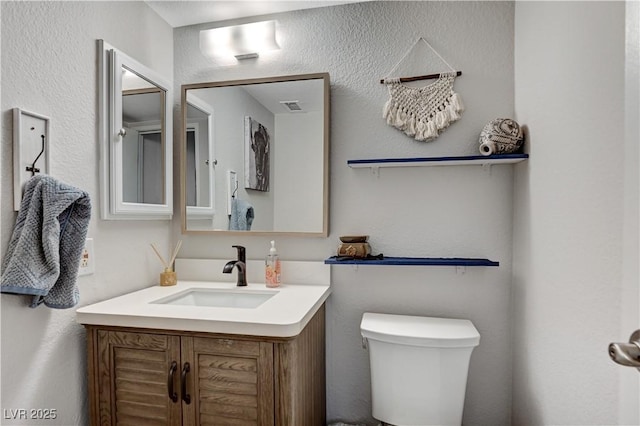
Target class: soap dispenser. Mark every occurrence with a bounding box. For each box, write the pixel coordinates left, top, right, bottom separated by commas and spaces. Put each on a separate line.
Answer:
265, 240, 281, 288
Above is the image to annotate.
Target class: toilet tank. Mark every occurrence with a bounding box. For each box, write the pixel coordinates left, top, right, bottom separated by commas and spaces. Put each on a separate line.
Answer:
361, 313, 480, 426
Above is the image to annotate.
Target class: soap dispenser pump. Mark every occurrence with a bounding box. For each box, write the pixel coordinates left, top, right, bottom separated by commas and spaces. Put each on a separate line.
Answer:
265, 240, 281, 288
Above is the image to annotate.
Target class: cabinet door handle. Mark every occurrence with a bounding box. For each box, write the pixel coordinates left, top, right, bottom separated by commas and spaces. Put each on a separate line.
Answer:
167, 361, 178, 403
181, 362, 192, 404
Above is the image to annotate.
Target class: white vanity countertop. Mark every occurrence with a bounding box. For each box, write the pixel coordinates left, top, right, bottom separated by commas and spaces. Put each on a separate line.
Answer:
76, 280, 331, 338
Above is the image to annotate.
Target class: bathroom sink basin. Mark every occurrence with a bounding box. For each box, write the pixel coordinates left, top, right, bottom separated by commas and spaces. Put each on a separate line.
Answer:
151, 288, 277, 309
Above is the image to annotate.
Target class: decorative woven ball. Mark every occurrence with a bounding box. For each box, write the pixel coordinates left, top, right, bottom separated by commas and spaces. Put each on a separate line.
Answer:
478, 118, 524, 156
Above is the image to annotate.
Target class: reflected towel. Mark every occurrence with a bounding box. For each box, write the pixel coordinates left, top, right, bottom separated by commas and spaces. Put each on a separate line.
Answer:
229, 198, 254, 231
1, 175, 91, 309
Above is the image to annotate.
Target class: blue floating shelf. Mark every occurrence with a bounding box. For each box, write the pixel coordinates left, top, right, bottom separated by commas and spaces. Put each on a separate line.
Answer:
347, 153, 528, 168
324, 256, 499, 267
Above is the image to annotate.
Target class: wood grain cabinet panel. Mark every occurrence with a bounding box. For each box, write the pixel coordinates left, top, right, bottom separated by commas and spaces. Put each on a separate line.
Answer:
94, 330, 182, 426
182, 337, 274, 425
85, 305, 325, 426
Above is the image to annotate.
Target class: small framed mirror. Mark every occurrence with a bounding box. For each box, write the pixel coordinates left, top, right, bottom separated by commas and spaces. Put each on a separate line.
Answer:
98, 40, 173, 220
180, 73, 330, 235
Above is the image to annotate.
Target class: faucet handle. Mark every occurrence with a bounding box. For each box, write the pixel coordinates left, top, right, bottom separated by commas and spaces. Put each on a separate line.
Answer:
232, 245, 246, 262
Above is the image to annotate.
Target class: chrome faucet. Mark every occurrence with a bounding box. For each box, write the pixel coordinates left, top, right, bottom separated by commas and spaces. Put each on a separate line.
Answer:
223, 245, 247, 287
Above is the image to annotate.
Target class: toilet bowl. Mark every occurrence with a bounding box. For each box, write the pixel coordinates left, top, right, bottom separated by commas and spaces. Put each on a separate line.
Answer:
360, 313, 480, 426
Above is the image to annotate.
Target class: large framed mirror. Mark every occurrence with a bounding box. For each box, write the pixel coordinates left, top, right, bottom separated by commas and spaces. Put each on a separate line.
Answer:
181, 73, 329, 235
98, 40, 173, 220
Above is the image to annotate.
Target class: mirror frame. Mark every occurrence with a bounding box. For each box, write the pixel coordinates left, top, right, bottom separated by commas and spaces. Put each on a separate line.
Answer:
180, 73, 330, 236
98, 40, 173, 220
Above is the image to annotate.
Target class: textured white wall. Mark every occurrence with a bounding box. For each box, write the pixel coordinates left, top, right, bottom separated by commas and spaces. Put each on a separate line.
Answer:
512, 2, 637, 424
0, 2, 173, 425
174, 2, 515, 424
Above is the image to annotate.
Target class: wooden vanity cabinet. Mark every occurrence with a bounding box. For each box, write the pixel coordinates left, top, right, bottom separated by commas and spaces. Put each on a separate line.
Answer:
84, 306, 325, 426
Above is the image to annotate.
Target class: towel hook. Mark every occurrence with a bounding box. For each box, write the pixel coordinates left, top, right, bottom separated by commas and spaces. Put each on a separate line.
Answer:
232, 180, 238, 199
26, 134, 45, 176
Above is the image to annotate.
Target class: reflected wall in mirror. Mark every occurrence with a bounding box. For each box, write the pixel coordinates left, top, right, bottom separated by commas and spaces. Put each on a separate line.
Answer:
98, 40, 173, 220
181, 73, 329, 235
185, 94, 215, 223
122, 79, 164, 204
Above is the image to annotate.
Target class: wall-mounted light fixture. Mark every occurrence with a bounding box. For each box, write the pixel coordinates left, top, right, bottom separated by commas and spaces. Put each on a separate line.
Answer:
200, 20, 280, 60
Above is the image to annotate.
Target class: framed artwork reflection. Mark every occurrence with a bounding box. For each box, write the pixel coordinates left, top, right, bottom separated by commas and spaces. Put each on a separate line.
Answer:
244, 116, 270, 192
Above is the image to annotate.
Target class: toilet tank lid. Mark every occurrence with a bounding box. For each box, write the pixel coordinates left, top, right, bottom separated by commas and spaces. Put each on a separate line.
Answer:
360, 313, 480, 348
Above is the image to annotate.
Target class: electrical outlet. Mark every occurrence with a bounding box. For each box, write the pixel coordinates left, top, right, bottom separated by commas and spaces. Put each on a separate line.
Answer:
78, 238, 95, 276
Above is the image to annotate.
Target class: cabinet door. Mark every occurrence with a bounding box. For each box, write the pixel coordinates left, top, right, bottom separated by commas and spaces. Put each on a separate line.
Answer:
181, 337, 274, 426
96, 330, 182, 425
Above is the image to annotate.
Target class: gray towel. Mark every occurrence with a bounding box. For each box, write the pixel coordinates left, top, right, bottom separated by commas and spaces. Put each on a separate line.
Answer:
1, 175, 91, 308
229, 198, 254, 231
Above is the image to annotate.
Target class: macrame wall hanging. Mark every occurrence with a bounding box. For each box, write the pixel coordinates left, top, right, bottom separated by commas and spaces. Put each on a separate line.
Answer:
381, 37, 464, 142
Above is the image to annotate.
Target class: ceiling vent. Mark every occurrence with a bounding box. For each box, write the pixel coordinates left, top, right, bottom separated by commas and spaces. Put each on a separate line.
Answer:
280, 100, 303, 112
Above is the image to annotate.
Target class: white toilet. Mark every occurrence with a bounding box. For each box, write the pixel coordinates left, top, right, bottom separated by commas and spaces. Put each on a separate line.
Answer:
360, 312, 480, 426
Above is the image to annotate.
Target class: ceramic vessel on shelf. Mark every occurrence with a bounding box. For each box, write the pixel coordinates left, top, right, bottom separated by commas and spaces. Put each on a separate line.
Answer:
478, 118, 524, 156
338, 235, 370, 257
